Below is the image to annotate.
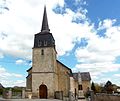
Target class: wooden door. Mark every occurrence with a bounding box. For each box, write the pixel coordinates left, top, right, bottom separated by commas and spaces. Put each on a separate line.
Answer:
39, 84, 47, 99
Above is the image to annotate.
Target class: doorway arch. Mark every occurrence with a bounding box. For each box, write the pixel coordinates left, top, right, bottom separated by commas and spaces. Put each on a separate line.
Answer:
39, 84, 47, 99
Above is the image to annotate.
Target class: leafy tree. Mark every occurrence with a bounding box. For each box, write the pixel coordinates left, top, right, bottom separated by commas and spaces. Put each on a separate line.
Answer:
95, 83, 102, 93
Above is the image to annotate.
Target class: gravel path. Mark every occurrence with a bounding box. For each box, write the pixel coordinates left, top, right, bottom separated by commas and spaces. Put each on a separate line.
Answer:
0, 98, 62, 101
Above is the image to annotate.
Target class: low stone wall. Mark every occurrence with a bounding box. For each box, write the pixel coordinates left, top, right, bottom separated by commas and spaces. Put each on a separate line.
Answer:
3, 88, 26, 99
94, 93, 120, 101
55, 91, 63, 100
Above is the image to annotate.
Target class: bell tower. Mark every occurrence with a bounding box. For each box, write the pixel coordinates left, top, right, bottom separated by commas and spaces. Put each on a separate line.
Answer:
31, 6, 58, 98
33, 6, 55, 49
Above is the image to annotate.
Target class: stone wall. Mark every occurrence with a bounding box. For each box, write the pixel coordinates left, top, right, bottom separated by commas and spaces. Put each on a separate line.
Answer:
32, 47, 57, 73
82, 81, 91, 93
70, 77, 75, 93
57, 62, 71, 97
31, 47, 58, 98
94, 93, 120, 101
32, 73, 56, 98
26, 74, 32, 90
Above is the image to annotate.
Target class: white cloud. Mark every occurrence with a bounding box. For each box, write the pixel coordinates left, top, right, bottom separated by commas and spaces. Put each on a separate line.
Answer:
0, 0, 120, 86
0, 66, 24, 87
1, 79, 25, 87
73, 19, 120, 85
0, 52, 4, 58
0, 66, 23, 78
75, 19, 120, 64
12, 73, 23, 78
98, 19, 116, 29
16, 59, 25, 65
0, 0, 90, 57
75, 0, 87, 5
114, 74, 120, 77
16, 59, 31, 66
12, 80, 25, 87
74, 63, 120, 74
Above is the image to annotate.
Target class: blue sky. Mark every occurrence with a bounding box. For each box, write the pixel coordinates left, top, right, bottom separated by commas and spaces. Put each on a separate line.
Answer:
0, 0, 120, 87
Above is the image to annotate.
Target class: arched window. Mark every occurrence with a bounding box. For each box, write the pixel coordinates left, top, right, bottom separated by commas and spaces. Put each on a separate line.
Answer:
41, 49, 44, 55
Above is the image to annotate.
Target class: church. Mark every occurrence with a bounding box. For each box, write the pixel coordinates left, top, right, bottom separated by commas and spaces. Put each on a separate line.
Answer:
26, 6, 91, 99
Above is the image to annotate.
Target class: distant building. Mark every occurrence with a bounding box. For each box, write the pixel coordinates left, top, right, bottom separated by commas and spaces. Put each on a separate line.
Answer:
26, 6, 91, 99
0, 83, 4, 89
0, 83, 4, 95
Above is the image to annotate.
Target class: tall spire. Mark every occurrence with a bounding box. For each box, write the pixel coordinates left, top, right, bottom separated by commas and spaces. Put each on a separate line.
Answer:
41, 6, 50, 33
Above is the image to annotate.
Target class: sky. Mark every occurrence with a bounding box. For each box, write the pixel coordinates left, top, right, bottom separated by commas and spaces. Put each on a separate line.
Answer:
0, 0, 120, 87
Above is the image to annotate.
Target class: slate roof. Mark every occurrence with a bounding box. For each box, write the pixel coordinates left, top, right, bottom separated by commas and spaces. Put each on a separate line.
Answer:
73, 73, 78, 80
41, 6, 50, 33
27, 67, 32, 72
73, 72, 91, 81
33, 6, 55, 48
81, 72, 91, 81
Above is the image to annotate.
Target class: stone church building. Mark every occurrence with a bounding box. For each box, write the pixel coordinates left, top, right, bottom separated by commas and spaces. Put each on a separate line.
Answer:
26, 6, 91, 99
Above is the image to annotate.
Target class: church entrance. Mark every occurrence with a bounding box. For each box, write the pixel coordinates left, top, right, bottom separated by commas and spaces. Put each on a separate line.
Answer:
39, 84, 47, 99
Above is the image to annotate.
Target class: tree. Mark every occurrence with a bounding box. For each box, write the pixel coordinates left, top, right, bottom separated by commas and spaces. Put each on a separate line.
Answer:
95, 83, 102, 93
91, 82, 96, 93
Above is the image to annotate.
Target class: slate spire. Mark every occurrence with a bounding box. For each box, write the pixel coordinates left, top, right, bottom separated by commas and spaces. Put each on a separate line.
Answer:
41, 6, 50, 32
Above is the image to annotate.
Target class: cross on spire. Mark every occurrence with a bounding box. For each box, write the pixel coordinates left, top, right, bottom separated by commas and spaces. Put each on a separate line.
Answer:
41, 6, 50, 33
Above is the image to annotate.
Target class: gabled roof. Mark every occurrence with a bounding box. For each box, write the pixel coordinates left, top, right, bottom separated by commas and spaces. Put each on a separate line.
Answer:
72, 73, 78, 80
80, 72, 91, 81
0, 83, 4, 89
57, 60, 72, 75
73, 72, 91, 81
27, 67, 32, 72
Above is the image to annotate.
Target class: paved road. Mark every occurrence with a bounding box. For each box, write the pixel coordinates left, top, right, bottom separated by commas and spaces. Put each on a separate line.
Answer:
0, 98, 87, 101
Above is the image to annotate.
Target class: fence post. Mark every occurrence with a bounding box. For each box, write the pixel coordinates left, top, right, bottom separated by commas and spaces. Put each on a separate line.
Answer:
90, 91, 94, 101
22, 88, 25, 99
8, 88, 12, 99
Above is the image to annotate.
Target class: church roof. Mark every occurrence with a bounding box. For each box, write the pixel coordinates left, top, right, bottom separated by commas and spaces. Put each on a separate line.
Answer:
33, 6, 55, 48
41, 6, 50, 33
27, 61, 73, 76
73, 72, 91, 81
57, 60, 72, 75
27, 67, 32, 72
73, 73, 78, 80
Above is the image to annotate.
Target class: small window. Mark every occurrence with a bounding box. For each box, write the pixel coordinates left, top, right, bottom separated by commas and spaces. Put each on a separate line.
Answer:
78, 85, 83, 90
44, 41, 47, 46
38, 40, 42, 46
41, 49, 44, 55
